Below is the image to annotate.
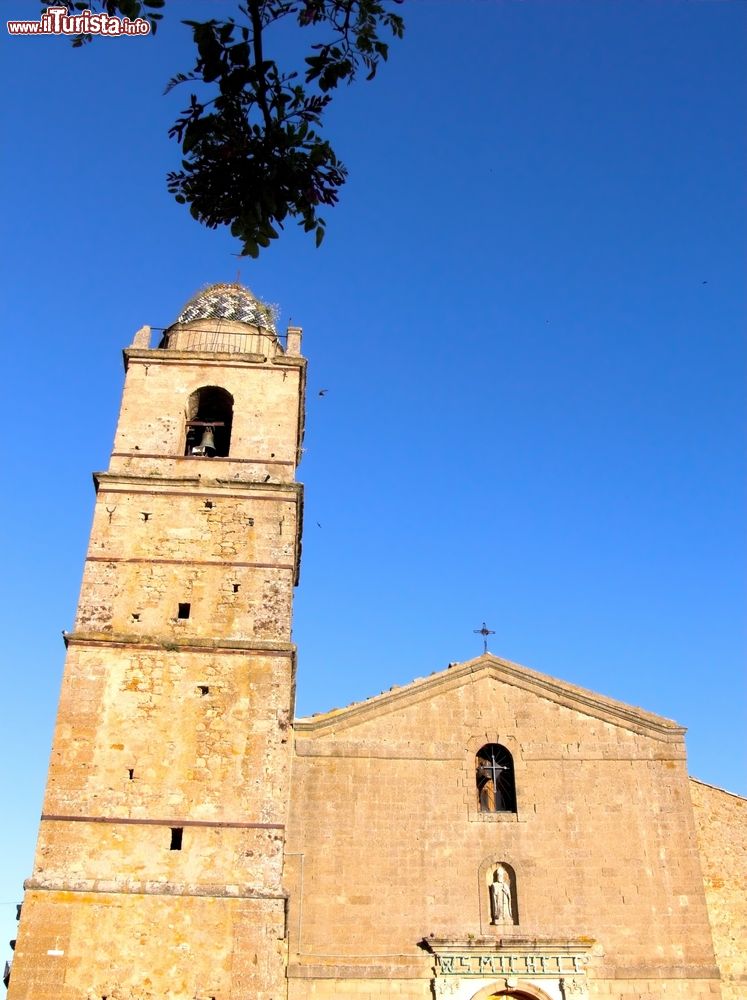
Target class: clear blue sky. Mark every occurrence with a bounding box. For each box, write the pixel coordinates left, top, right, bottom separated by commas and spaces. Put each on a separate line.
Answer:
1, 0, 744, 959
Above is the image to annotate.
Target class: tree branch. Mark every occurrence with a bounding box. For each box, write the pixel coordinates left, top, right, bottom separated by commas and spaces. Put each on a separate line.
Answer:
247, 0, 273, 130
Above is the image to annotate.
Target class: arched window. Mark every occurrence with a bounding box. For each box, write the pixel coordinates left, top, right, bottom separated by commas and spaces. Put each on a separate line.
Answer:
476, 744, 516, 813
184, 386, 233, 457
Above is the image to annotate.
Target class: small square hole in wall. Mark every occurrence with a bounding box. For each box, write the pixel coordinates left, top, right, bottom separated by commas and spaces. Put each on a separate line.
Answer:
140, 511, 151, 521
127, 768, 134, 780
131, 613, 140, 622
170, 827, 183, 851
198, 685, 209, 697
232, 583, 240, 593
178, 603, 191, 620
204, 500, 214, 510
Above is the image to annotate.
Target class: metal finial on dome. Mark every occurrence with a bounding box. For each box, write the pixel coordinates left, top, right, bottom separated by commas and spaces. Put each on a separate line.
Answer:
175, 282, 277, 333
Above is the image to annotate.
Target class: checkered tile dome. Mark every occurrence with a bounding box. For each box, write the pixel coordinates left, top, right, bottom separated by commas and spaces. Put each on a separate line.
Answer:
175, 283, 276, 332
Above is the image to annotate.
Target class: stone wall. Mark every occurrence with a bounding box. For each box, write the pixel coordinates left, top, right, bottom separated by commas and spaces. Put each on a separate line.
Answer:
111, 350, 304, 478
39, 644, 293, 824
690, 778, 747, 1000
9, 891, 286, 1000
76, 486, 299, 639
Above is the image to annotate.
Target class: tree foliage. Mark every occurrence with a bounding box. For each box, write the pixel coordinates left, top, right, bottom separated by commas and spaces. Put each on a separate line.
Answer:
65, 0, 404, 256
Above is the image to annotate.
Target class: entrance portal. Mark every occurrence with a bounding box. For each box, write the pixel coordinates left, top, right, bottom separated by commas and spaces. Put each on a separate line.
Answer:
467, 986, 557, 1000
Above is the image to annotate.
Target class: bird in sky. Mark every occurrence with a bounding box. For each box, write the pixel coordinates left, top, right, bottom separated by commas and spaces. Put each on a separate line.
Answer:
318, 389, 328, 397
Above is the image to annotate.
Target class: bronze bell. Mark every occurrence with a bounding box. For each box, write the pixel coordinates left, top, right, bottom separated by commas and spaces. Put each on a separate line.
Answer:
192, 425, 216, 456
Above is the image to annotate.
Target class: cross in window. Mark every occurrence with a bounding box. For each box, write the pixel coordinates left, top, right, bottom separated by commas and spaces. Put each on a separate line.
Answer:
478, 746, 509, 790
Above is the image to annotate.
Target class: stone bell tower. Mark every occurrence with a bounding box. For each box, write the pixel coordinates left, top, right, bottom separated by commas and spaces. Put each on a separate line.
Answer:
8, 284, 305, 1000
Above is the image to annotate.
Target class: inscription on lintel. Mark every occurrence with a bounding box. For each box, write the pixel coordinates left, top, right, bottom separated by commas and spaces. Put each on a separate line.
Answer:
436, 953, 586, 977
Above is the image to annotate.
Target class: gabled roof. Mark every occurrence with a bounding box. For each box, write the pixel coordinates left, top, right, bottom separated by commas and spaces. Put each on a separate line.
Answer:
689, 776, 747, 802
294, 652, 686, 743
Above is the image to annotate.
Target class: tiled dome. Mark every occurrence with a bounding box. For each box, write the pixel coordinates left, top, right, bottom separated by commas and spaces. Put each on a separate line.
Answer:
175, 283, 276, 332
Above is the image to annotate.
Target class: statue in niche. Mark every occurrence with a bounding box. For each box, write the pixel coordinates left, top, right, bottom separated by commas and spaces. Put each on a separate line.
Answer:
489, 864, 513, 924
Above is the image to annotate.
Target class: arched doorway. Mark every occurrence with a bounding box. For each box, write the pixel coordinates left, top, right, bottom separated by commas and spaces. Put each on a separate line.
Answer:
469, 985, 557, 1000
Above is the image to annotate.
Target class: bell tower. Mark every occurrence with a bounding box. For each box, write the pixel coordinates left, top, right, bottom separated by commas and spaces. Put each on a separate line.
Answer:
9, 284, 305, 1000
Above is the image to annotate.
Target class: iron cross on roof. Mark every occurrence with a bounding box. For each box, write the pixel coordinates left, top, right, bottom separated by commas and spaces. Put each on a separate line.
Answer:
473, 621, 495, 654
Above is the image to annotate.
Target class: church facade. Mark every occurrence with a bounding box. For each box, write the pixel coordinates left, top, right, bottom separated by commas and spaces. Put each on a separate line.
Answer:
7, 286, 745, 1000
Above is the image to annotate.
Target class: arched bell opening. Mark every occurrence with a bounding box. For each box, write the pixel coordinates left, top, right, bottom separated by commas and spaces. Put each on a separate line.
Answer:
476, 743, 517, 813
184, 386, 234, 457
